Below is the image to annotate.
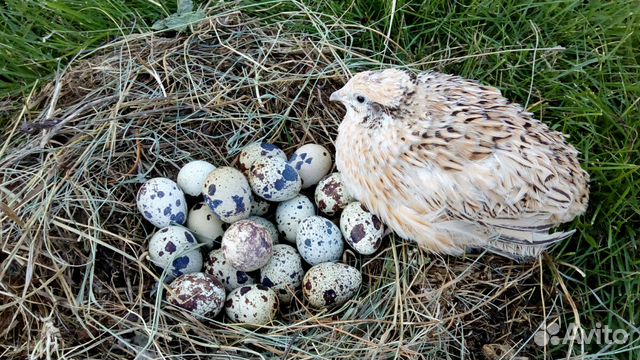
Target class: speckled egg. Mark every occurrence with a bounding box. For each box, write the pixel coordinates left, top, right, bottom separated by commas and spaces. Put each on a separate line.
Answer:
221, 220, 273, 272
340, 202, 384, 255
248, 216, 279, 244
186, 202, 225, 248
225, 284, 278, 325
260, 244, 304, 303
148, 226, 203, 279
204, 249, 255, 291
250, 196, 271, 216
237, 142, 287, 175
296, 216, 344, 265
288, 144, 332, 189
249, 156, 301, 202
315, 172, 354, 216
275, 195, 315, 243
137, 177, 187, 228
202, 167, 251, 223
167, 272, 226, 318
177, 160, 216, 196
302, 263, 362, 308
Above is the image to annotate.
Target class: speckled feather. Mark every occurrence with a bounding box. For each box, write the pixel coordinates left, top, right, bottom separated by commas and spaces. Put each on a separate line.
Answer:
331, 69, 589, 259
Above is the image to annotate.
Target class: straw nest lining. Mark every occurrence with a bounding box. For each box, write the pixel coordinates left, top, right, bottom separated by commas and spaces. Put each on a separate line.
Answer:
1, 9, 570, 359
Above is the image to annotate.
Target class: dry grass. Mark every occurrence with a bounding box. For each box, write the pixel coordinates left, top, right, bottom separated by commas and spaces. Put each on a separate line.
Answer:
1, 5, 578, 359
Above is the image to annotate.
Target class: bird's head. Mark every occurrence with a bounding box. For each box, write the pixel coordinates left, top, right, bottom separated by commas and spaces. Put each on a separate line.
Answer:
329, 69, 416, 125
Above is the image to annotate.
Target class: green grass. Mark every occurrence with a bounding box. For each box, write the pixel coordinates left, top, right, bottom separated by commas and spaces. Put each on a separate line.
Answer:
0, 0, 169, 95
1, 0, 639, 358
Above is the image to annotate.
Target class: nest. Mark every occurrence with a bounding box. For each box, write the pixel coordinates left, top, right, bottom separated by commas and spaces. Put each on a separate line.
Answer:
1, 7, 573, 359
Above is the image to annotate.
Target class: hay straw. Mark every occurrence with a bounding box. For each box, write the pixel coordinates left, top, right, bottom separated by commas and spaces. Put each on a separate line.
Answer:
1, 2, 575, 358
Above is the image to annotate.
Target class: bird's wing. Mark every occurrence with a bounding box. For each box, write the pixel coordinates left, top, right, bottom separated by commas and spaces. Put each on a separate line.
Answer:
394, 72, 586, 234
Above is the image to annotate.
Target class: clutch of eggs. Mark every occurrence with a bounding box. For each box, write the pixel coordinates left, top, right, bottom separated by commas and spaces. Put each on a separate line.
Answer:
134, 140, 393, 324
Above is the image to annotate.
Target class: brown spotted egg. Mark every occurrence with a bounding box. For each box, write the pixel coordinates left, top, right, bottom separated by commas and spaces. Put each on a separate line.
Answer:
315, 172, 354, 216
202, 167, 251, 223
296, 216, 344, 265
221, 219, 273, 272
224, 284, 278, 326
249, 156, 301, 202
340, 202, 384, 255
177, 160, 216, 196
288, 144, 332, 189
148, 226, 203, 279
204, 249, 255, 291
259, 244, 304, 303
137, 177, 187, 228
247, 216, 279, 244
302, 262, 362, 308
167, 272, 226, 318
186, 202, 225, 249
275, 194, 315, 243
237, 142, 286, 175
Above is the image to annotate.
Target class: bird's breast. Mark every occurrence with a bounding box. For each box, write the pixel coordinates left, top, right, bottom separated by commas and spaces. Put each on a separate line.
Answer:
335, 121, 368, 201
335, 119, 402, 221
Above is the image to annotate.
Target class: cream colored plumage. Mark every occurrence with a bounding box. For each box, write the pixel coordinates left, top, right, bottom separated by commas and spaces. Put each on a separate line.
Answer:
330, 69, 589, 259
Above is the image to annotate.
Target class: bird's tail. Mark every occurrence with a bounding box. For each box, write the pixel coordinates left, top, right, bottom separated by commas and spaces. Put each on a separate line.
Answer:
434, 218, 574, 261
485, 227, 574, 261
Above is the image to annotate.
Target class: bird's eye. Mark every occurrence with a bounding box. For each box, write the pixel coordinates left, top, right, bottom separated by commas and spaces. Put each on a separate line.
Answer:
356, 95, 365, 103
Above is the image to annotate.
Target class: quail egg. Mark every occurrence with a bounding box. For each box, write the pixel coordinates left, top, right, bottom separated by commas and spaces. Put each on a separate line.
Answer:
221, 219, 273, 272
302, 262, 362, 308
167, 272, 226, 318
237, 142, 287, 175
296, 216, 344, 265
275, 194, 315, 243
289, 144, 332, 189
249, 156, 301, 202
260, 244, 304, 303
186, 202, 225, 248
225, 284, 279, 326
148, 226, 203, 279
340, 202, 384, 255
204, 249, 255, 291
202, 166, 252, 223
177, 160, 216, 196
137, 177, 187, 228
247, 216, 279, 244
250, 195, 271, 216
315, 172, 354, 216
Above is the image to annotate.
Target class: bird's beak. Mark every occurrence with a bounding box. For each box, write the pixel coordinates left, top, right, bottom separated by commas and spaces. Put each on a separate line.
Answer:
329, 90, 342, 102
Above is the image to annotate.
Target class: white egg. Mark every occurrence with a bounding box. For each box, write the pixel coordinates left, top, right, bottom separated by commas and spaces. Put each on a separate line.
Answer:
221, 219, 273, 272
137, 177, 187, 228
275, 195, 315, 243
237, 142, 287, 175
340, 202, 384, 255
249, 156, 301, 202
177, 160, 216, 196
289, 144, 332, 189
202, 167, 252, 223
186, 202, 225, 248
247, 216, 279, 244
296, 216, 344, 265
224, 284, 279, 326
204, 249, 255, 291
315, 172, 354, 216
148, 226, 203, 279
303, 262, 362, 308
259, 244, 304, 304
167, 272, 226, 318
